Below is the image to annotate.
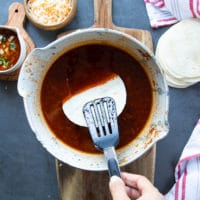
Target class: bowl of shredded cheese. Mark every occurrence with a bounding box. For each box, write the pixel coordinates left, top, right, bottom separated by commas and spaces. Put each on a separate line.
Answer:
24, 0, 77, 30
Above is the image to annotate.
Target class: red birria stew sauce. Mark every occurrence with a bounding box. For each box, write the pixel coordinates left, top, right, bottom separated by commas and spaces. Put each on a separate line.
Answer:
0, 29, 21, 71
41, 44, 153, 153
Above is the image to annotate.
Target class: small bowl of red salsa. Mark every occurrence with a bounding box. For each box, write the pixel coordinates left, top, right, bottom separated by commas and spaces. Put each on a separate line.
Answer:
0, 26, 26, 74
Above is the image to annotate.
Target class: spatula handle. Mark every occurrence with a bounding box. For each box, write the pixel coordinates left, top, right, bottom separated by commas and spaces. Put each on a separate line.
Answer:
104, 147, 121, 177
108, 158, 121, 177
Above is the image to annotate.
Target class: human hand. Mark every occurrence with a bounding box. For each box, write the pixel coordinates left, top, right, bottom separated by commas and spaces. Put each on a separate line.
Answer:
109, 172, 163, 200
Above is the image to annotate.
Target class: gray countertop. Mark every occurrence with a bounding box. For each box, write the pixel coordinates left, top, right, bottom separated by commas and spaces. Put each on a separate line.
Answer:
0, 0, 200, 199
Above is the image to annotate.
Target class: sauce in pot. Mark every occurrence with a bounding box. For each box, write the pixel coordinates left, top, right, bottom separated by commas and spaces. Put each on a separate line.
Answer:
41, 44, 153, 153
0, 29, 21, 71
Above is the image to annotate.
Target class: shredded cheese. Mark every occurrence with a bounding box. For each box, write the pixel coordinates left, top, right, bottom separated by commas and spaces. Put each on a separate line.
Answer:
27, 0, 72, 25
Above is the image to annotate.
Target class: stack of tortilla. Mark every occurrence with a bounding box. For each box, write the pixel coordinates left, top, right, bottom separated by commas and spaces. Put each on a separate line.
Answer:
156, 18, 200, 88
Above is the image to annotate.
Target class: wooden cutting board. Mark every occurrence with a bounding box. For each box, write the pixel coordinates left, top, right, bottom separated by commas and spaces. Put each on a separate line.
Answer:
0, 2, 35, 81
56, 0, 155, 199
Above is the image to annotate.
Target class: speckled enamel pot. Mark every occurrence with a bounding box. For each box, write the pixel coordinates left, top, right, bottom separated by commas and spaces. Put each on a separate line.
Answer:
18, 28, 169, 171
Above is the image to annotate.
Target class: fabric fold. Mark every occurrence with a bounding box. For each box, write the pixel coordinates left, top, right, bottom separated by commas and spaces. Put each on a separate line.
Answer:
165, 119, 200, 200
144, 0, 200, 28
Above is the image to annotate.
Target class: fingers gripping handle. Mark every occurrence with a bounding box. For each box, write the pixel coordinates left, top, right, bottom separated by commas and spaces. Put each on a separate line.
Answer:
108, 158, 121, 177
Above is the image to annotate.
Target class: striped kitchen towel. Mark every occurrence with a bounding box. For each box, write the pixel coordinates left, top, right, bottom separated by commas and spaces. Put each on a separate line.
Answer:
144, 0, 200, 28
164, 119, 200, 200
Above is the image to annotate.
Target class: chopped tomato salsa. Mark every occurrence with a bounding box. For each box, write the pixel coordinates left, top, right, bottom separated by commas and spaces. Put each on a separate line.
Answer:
0, 29, 21, 71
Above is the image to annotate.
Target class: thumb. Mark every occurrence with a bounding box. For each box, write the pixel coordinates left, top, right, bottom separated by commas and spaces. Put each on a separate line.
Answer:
109, 176, 130, 200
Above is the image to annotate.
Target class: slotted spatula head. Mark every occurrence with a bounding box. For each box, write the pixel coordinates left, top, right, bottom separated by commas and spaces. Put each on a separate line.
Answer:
83, 97, 121, 177
82, 97, 119, 151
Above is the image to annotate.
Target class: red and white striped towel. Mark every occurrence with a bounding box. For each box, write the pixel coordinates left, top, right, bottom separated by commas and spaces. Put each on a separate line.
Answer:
164, 119, 200, 200
144, 0, 200, 28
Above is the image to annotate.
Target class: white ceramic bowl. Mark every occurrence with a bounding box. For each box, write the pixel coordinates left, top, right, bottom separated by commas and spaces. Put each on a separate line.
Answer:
18, 28, 169, 171
0, 26, 26, 74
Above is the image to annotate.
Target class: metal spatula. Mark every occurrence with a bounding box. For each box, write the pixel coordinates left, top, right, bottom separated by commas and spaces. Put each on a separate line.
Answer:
83, 97, 121, 177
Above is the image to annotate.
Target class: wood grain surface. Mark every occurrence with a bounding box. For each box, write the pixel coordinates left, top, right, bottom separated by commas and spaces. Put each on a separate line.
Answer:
0, 2, 35, 81
56, 0, 155, 199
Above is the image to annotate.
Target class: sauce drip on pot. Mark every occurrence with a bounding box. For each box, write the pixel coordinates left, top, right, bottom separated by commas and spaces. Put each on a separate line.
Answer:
41, 44, 153, 153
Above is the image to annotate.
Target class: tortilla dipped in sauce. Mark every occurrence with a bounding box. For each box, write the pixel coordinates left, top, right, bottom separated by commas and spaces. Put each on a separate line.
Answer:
41, 44, 153, 153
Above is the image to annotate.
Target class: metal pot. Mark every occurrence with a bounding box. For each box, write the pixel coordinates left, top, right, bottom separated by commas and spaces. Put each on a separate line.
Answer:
18, 28, 169, 171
